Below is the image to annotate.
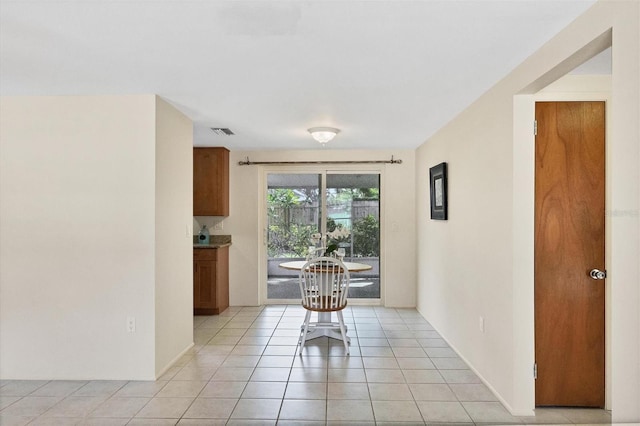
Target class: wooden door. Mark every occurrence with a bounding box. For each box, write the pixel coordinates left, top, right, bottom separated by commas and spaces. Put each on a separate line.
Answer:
534, 101, 605, 407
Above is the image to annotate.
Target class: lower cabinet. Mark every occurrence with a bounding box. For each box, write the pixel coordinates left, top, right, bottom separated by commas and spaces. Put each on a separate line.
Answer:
194, 246, 229, 315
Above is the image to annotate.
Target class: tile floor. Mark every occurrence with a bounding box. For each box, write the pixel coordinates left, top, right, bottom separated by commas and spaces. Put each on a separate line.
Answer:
0, 305, 612, 425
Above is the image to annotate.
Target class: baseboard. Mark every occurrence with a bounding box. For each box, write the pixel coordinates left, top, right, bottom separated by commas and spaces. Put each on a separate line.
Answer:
415, 307, 534, 417
155, 342, 195, 380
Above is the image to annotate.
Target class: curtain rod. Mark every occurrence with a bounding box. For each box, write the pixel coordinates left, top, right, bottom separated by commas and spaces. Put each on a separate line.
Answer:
238, 156, 402, 166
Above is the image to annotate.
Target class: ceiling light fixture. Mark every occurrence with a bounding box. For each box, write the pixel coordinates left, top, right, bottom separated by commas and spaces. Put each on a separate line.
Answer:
308, 127, 340, 145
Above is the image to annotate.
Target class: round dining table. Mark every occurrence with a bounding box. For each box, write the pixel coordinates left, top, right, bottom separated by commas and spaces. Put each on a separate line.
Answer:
279, 259, 372, 343
279, 260, 372, 273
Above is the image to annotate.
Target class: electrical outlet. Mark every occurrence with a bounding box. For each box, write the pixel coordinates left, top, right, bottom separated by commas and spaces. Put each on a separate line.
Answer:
479, 316, 485, 333
127, 316, 136, 333
185, 224, 191, 237
213, 221, 223, 231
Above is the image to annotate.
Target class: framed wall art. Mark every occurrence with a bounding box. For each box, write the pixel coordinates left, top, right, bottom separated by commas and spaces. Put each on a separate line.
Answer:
429, 162, 448, 220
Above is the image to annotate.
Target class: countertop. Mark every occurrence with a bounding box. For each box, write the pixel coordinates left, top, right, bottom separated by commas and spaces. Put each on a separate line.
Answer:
194, 242, 231, 249
193, 234, 231, 249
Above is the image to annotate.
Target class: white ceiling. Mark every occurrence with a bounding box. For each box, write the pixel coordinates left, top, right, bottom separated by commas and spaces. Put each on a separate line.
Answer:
0, 0, 600, 150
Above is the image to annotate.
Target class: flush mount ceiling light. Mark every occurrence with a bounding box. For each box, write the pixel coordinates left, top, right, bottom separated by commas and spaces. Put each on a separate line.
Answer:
308, 127, 340, 145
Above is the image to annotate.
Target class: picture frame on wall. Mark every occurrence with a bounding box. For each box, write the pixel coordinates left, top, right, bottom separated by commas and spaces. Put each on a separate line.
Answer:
430, 162, 448, 220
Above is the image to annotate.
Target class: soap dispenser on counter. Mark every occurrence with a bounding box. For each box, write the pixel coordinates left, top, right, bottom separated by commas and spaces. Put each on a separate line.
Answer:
197, 225, 210, 245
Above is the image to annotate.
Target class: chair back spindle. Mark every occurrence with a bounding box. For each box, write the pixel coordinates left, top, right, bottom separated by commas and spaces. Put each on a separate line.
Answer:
299, 256, 349, 312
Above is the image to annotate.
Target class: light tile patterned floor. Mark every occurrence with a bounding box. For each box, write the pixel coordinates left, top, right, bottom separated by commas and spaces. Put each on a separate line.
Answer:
0, 305, 612, 425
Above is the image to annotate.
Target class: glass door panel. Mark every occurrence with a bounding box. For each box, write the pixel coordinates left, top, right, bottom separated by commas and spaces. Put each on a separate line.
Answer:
326, 173, 380, 299
266, 173, 321, 299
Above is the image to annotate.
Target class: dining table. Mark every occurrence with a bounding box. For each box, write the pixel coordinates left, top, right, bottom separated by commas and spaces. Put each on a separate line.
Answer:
278, 260, 373, 273
279, 259, 372, 342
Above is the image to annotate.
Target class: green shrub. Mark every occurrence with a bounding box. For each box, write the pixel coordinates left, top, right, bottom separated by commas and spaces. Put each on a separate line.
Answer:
352, 214, 380, 257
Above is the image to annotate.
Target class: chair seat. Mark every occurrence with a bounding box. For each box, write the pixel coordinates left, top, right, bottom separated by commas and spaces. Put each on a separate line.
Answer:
302, 299, 348, 312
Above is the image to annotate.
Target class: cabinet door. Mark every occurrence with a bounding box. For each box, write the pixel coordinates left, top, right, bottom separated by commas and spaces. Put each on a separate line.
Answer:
194, 147, 229, 216
215, 246, 229, 313
194, 260, 217, 313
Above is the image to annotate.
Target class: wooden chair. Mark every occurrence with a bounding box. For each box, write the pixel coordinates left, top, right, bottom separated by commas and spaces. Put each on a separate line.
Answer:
297, 256, 350, 355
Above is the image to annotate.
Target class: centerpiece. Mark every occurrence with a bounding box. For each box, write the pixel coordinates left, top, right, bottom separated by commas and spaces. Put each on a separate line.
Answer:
309, 227, 350, 259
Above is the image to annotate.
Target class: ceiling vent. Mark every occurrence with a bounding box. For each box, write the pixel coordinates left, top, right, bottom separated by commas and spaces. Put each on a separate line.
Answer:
211, 127, 235, 136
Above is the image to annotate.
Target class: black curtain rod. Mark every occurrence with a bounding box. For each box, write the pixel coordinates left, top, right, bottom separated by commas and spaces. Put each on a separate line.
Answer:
238, 156, 402, 166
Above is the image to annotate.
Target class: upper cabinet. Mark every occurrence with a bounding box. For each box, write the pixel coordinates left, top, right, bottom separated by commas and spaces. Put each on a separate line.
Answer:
194, 147, 229, 216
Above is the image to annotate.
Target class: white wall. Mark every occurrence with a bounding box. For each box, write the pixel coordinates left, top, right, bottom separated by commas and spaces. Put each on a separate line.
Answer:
416, 1, 639, 422
222, 149, 416, 308
154, 97, 194, 377
0, 95, 194, 380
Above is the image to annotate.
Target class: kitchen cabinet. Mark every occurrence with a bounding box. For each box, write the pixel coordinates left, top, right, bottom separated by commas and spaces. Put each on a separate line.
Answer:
193, 247, 229, 315
194, 147, 229, 216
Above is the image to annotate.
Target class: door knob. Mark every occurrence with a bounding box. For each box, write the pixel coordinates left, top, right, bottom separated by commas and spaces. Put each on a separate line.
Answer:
589, 269, 607, 280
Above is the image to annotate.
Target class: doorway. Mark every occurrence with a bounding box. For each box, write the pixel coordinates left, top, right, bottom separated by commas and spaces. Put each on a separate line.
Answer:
264, 171, 381, 302
534, 101, 606, 407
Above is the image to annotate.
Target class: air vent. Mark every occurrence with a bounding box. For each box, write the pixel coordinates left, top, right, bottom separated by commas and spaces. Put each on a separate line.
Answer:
211, 127, 235, 136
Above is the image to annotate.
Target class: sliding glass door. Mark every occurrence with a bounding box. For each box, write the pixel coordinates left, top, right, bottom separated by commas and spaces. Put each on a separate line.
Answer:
325, 173, 380, 298
265, 171, 380, 301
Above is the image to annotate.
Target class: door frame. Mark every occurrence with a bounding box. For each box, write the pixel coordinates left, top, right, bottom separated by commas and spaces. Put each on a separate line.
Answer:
512, 75, 612, 412
258, 165, 386, 306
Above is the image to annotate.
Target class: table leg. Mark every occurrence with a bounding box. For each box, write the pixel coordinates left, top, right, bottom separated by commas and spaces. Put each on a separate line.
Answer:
303, 311, 350, 342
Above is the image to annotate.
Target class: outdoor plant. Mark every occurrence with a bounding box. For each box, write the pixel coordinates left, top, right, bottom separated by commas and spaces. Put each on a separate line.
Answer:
268, 223, 317, 257
267, 189, 380, 259
267, 189, 317, 257
352, 214, 380, 257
